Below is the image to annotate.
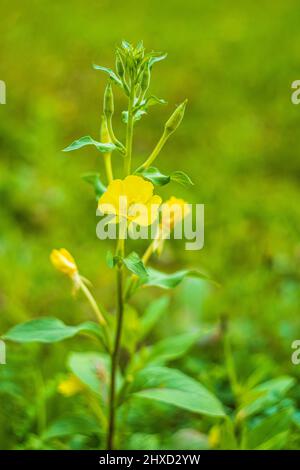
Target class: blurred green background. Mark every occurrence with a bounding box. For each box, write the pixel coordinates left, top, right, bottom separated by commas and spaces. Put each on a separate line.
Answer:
1, 0, 300, 450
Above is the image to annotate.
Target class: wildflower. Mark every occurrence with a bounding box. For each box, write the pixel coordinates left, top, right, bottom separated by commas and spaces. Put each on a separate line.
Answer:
161, 196, 190, 232
50, 248, 81, 293
50, 248, 78, 277
153, 197, 190, 255
58, 374, 84, 397
98, 175, 162, 226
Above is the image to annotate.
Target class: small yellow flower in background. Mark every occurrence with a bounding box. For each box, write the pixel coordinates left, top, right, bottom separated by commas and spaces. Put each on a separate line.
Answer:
58, 374, 84, 397
152, 197, 190, 255
161, 196, 190, 231
50, 248, 78, 277
98, 175, 162, 226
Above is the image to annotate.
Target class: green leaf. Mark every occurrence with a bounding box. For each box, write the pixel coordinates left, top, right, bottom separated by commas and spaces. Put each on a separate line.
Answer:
149, 53, 168, 67
244, 408, 292, 450
81, 172, 106, 199
147, 331, 200, 364
137, 167, 170, 186
145, 95, 167, 107
63, 136, 116, 153
144, 267, 212, 289
123, 252, 148, 278
122, 109, 147, 124
238, 376, 295, 419
131, 366, 225, 417
136, 167, 193, 187
170, 170, 194, 187
3, 317, 103, 343
92, 64, 123, 87
43, 416, 99, 440
140, 296, 170, 340
68, 352, 109, 397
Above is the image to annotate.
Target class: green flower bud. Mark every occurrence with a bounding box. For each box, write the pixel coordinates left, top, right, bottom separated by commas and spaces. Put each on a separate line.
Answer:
103, 83, 114, 117
141, 65, 151, 93
116, 53, 125, 78
164, 99, 187, 135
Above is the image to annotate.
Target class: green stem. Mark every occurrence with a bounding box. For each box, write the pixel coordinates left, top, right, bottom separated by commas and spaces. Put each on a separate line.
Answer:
124, 88, 135, 176
107, 116, 125, 154
104, 153, 113, 183
80, 280, 111, 352
80, 281, 106, 326
107, 264, 124, 450
137, 129, 169, 171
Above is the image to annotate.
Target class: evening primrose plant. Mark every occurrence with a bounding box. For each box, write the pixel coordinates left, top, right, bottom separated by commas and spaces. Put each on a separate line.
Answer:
3, 41, 225, 450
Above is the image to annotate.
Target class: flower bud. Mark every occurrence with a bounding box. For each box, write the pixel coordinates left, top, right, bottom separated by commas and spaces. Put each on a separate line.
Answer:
50, 248, 78, 277
103, 83, 114, 117
116, 53, 125, 78
164, 99, 187, 135
141, 65, 151, 93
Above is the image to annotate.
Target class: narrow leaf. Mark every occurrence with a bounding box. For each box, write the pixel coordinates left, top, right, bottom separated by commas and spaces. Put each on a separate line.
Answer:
92, 64, 122, 86
63, 136, 116, 153
144, 267, 212, 289
170, 171, 194, 187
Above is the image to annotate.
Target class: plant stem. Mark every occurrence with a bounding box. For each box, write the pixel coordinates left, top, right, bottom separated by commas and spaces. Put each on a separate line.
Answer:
103, 153, 113, 183
80, 280, 111, 352
124, 88, 134, 176
107, 116, 125, 154
107, 264, 124, 450
137, 129, 169, 171
107, 80, 134, 449
80, 281, 107, 326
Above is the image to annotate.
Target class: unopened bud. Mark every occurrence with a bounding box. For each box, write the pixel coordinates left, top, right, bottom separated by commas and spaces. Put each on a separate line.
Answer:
141, 65, 151, 93
100, 115, 110, 143
164, 99, 187, 135
103, 83, 114, 117
116, 53, 125, 78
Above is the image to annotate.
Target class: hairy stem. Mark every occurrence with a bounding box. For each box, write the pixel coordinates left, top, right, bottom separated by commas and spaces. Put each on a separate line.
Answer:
107, 263, 124, 450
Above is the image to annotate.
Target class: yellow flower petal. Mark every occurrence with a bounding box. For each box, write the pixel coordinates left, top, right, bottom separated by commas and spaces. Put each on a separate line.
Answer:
50, 248, 78, 277
161, 197, 190, 231
98, 175, 161, 227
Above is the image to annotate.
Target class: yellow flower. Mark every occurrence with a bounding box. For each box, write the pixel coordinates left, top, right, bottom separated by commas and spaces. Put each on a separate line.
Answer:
152, 197, 190, 255
58, 374, 84, 397
98, 175, 162, 226
161, 196, 190, 231
50, 248, 78, 278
